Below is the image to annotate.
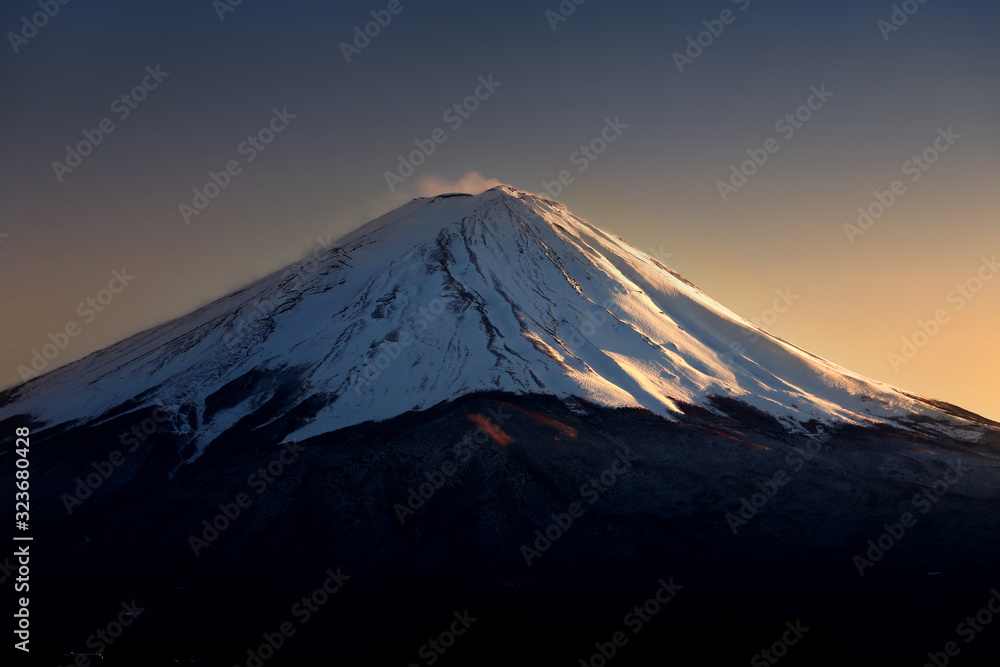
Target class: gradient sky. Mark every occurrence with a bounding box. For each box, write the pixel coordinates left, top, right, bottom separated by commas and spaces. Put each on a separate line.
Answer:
2, 0, 998, 420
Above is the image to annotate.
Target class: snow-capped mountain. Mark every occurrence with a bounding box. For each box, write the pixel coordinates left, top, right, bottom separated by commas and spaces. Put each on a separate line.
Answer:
7, 185, 1000, 666
0, 185, 989, 457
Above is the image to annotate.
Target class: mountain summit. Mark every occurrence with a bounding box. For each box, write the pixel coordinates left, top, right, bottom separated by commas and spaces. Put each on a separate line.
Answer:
6, 185, 1000, 665
0, 185, 990, 458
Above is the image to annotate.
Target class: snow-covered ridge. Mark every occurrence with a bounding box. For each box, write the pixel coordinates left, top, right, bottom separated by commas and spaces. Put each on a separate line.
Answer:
0, 185, 986, 454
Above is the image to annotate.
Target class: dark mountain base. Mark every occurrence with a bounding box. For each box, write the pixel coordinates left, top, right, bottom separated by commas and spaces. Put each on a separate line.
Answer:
5, 392, 1000, 665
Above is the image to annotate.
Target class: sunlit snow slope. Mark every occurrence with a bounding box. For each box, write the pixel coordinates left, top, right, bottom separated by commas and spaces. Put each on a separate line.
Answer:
0, 185, 984, 456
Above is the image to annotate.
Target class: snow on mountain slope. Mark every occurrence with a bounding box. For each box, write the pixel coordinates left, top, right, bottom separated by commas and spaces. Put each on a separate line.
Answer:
0, 185, 984, 457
